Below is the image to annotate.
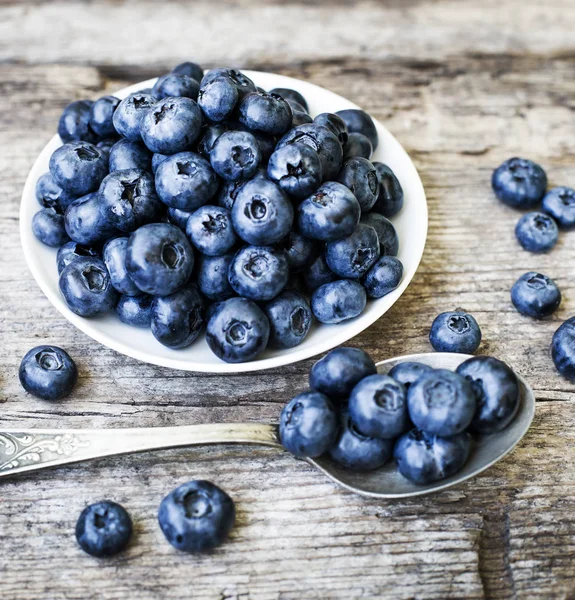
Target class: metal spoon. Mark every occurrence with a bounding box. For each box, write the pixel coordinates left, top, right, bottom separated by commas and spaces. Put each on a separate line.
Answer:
0, 353, 535, 498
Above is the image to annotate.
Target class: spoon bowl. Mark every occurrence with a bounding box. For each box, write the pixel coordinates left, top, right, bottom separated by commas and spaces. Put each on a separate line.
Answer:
0, 353, 534, 498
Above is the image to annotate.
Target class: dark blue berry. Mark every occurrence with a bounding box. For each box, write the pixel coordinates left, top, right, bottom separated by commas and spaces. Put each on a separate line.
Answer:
360, 212, 398, 256
325, 223, 379, 279
116, 294, 153, 327
108, 139, 152, 173
276, 231, 318, 273
197, 123, 229, 159
362, 255, 403, 298
388, 362, 433, 390
103, 237, 140, 296
511, 272, 561, 319
152, 74, 200, 100
35, 172, 76, 211
264, 290, 312, 349
267, 143, 323, 199
371, 163, 404, 218
302, 253, 337, 292
58, 100, 95, 143
19, 345, 77, 401
210, 130, 262, 181
49, 141, 108, 196
337, 157, 379, 212
492, 157, 547, 209
196, 253, 236, 301
269, 88, 308, 112
198, 75, 239, 122
32, 208, 69, 247
113, 92, 156, 142
311, 279, 367, 324
552, 317, 575, 382
336, 109, 378, 150
542, 186, 575, 229
89, 96, 120, 138
172, 62, 204, 82
515, 212, 558, 253
57, 241, 100, 274
76, 501, 132, 557
343, 132, 372, 160
237, 91, 292, 136
429, 311, 482, 354
152, 152, 169, 174
314, 113, 348, 146
186, 205, 236, 256
64, 192, 118, 245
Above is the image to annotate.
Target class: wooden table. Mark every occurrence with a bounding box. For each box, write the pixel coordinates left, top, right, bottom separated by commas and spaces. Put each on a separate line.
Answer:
1, 0, 574, 597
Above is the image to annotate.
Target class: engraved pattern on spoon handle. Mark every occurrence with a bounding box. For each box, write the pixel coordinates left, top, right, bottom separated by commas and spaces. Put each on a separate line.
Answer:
0, 423, 281, 479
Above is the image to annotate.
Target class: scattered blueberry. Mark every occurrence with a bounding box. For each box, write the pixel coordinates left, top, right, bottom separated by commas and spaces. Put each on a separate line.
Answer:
311, 279, 367, 324
336, 109, 378, 151
511, 272, 561, 319
279, 391, 337, 458
151, 284, 204, 349
388, 362, 433, 390
360, 213, 398, 256
329, 411, 394, 471
343, 132, 372, 160
310, 347, 377, 401
302, 253, 337, 292
76, 501, 132, 558
125, 223, 194, 295
59, 256, 118, 317
113, 92, 156, 142
152, 74, 200, 100
542, 186, 575, 229
103, 237, 140, 296
32, 208, 70, 247
64, 192, 118, 245
429, 311, 482, 354
158, 480, 235, 553
267, 143, 323, 199
196, 253, 236, 301
492, 157, 547, 208
210, 130, 262, 181
232, 179, 293, 245
394, 429, 471, 485
57, 241, 100, 274
108, 139, 152, 173
407, 369, 476, 436
89, 96, 120, 138
552, 317, 575, 382
58, 100, 95, 143
49, 141, 108, 196
228, 245, 289, 301
206, 297, 270, 363
238, 91, 292, 136
264, 290, 312, 349
116, 293, 153, 327
371, 163, 404, 218
325, 223, 380, 279
337, 157, 379, 212
515, 212, 558, 253
362, 255, 403, 298
19, 345, 78, 401
456, 356, 520, 434
269, 88, 308, 112
297, 181, 360, 241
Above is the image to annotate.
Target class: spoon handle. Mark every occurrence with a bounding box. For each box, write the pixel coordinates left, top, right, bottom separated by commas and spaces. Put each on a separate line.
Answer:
0, 423, 281, 479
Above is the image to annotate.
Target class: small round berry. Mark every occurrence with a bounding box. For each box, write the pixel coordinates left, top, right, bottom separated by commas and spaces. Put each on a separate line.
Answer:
429, 311, 482, 354
511, 272, 561, 319
515, 212, 558, 253
19, 345, 78, 401
76, 501, 132, 558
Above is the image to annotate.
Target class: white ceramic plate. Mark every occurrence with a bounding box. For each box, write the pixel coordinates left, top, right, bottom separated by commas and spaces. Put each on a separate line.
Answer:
20, 70, 427, 373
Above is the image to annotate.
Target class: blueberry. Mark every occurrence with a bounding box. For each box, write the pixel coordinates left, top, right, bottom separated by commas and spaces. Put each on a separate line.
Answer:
314, 113, 348, 146
329, 411, 393, 471
302, 253, 337, 292
58, 100, 95, 143
269, 88, 308, 112
126, 223, 194, 295
267, 143, 323, 199
394, 429, 471, 485
49, 141, 108, 196
277, 124, 343, 181
311, 280, 367, 324
492, 157, 547, 209
167, 207, 193, 230
232, 179, 293, 245
103, 237, 140, 296
250, 131, 277, 162
158, 480, 235, 553
264, 290, 312, 349
335, 109, 378, 151
76, 501, 132, 558
112, 92, 156, 142
511, 272, 561, 319
279, 391, 337, 458
429, 311, 482, 354
290, 104, 313, 127
297, 181, 360, 241
371, 163, 404, 218
89, 96, 120, 138
456, 356, 520, 434
337, 157, 378, 212
97, 138, 120, 157
552, 317, 575, 382
116, 293, 153, 327
152, 152, 169, 174
362, 255, 403, 298
238, 91, 292, 136
155, 151, 219, 211
197, 253, 236, 301
35, 172, 76, 211
186, 205, 236, 256
325, 223, 379, 279
64, 192, 118, 245
197, 123, 229, 159
99, 168, 162, 232
57, 241, 100, 274
206, 297, 270, 362
201, 68, 256, 96
151, 284, 204, 349
310, 347, 376, 401
152, 74, 200, 100
19, 345, 77, 401
542, 186, 575, 229
32, 208, 69, 247
276, 231, 318, 273
198, 76, 239, 122
172, 62, 204, 82
388, 362, 433, 390
217, 179, 246, 212
348, 374, 408, 439
210, 130, 262, 181
360, 213, 399, 256
407, 369, 476, 436
515, 212, 558, 253
59, 256, 118, 317
108, 139, 152, 172
228, 245, 289, 301
343, 133, 372, 160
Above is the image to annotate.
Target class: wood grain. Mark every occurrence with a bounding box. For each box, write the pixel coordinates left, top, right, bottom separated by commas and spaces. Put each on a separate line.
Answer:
1, 0, 575, 598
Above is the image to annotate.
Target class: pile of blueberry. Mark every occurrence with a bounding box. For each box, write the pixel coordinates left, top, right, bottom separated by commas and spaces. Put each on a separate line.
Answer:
75, 480, 235, 557
33, 62, 405, 363
492, 157, 575, 381
279, 347, 521, 484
